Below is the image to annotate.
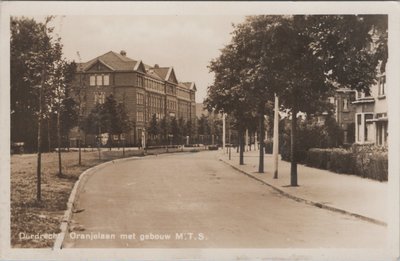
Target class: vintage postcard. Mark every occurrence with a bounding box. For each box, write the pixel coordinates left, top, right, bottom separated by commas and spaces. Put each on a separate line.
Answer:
1, 1, 399, 260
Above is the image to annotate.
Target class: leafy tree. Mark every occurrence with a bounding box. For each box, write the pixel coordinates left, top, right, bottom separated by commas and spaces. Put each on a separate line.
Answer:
11, 16, 73, 201
47, 58, 77, 177
208, 15, 387, 185
148, 114, 159, 144
159, 116, 170, 145
83, 103, 105, 159
206, 43, 257, 165
114, 102, 132, 155
170, 117, 179, 145
185, 120, 193, 144
177, 117, 186, 144
73, 51, 88, 165
60, 97, 79, 143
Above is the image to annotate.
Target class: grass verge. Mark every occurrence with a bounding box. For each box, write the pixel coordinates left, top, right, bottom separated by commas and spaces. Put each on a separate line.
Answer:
10, 147, 190, 248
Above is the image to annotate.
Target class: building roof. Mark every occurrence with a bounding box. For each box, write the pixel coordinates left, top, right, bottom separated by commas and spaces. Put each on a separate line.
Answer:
145, 69, 164, 81
152, 67, 170, 81
78, 51, 195, 89
78, 51, 138, 72
181, 82, 196, 91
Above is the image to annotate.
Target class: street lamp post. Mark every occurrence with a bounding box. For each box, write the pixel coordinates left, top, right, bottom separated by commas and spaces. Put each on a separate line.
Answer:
273, 94, 279, 179
222, 113, 226, 153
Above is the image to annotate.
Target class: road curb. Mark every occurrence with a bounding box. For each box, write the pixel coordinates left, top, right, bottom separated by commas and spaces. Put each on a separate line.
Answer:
53, 150, 202, 250
219, 157, 387, 227
53, 156, 143, 250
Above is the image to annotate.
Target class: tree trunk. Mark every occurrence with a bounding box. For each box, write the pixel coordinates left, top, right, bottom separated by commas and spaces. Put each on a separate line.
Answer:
258, 110, 265, 173
37, 110, 42, 202
239, 128, 244, 165
122, 137, 125, 157
98, 126, 101, 160
290, 107, 298, 186
57, 110, 62, 177
78, 127, 82, 165
47, 117, 51, 152
36, 68, 46, 202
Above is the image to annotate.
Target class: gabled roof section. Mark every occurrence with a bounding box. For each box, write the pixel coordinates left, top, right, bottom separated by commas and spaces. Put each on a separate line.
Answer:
79, 51, 138, 72
152, 67, 170, 81
146, 69, 164, 81
85, 58, 116, 72
181, 82, 197, 91
166, 67, 178, 84
134, 60, 146, 73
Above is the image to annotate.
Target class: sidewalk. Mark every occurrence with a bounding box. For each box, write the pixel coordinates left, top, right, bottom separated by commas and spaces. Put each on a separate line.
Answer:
219, 148, 387, 225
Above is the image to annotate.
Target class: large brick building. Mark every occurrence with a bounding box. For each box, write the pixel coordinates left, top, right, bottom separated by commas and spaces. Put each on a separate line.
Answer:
70, 50, 197, 146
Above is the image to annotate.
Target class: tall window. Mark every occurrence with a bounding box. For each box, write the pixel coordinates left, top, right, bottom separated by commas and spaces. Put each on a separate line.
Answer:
378, 76, 386, 96
136, 93, 144, 105
137, 111, 144, 122
90, 74, 109, 86
343, 98, 348, 111
90, 75, 96, 86
364, 114, 374, 142
96, 75, 103, 86
357, 114, 362, 142
94, 92, 105, 104
103, 74, 109, 86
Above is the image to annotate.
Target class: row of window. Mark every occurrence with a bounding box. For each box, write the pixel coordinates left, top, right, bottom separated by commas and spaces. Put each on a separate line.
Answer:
90, 74, 110, 86
137, 75, 164, 93
136, 93, 144, 105
356, 113, 388, 146
166, 84, 176, 95
137, 111, 144, 122
89, 74, 194, 101
177, 89, 190, 100
147, 95, 164, 109
167, 99, 177, 111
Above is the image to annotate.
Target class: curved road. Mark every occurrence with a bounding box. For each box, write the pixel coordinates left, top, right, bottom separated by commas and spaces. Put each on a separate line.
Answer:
64, 151, 386, 248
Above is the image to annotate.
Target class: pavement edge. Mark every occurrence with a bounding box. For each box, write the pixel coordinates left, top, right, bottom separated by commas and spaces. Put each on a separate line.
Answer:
219, 157, 387, 227
52, 156, 142, 250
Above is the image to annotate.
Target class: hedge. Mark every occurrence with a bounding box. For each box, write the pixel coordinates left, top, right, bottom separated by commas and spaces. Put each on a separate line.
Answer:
305, 145, 387, 181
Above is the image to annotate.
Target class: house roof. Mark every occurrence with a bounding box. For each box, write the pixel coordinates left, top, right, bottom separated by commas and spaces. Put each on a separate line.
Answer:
78, 51, 195, 90
79, 51, 138, 72
181, 82, 196, 91
145, 69, 164, 81
152, 67, 170, 81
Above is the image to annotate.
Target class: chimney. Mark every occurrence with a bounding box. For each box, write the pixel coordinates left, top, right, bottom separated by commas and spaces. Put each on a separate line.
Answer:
154, 64, 159, 68
120, 50, 126, 56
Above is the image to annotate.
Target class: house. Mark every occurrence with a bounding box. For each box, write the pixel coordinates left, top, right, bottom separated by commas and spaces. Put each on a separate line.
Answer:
352, 72, 387, 146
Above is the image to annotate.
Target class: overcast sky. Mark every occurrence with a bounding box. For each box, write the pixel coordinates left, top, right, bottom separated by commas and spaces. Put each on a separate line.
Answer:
36, 15, 247, 103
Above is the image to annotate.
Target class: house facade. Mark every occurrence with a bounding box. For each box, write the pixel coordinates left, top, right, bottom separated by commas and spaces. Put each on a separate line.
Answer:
332, 88, 357, 144
352, 72, 387, 146
70, 50, 197, 147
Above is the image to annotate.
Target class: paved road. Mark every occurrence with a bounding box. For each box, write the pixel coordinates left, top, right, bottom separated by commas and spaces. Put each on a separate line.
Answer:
64, 151, 386, 248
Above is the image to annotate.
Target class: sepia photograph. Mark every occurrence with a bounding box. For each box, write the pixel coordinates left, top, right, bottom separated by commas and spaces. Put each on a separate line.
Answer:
0, 1, 399, 261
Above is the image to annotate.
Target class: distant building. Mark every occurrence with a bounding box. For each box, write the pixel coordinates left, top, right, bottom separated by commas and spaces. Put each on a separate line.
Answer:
333, 88, 357, 144
70, 50, 197, 146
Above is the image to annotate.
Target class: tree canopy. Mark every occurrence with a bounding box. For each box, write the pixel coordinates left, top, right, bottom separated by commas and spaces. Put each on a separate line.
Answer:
206, 15, 387, 183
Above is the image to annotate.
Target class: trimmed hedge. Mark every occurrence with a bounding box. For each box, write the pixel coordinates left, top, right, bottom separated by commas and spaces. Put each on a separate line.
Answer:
305, 145, 388, 181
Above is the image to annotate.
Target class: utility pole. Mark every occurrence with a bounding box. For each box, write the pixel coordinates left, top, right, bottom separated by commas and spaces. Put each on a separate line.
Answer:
245, 129, 249, 151
273, 94, 279, 179
222, 113, 226, 152
228, 116, 231, 160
